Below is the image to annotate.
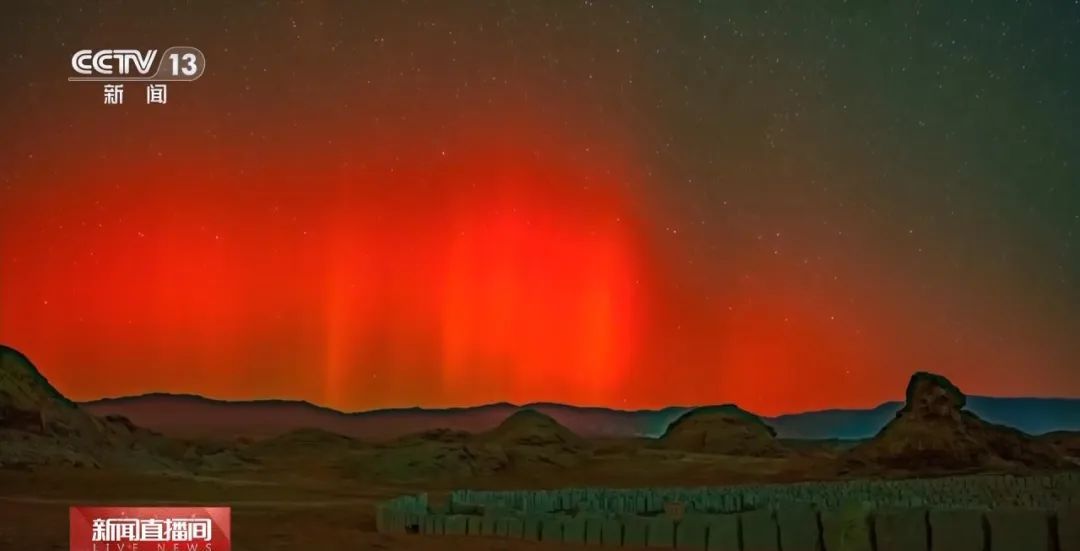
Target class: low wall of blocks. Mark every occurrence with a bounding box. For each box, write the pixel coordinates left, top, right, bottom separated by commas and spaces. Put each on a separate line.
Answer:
375, 472, 1080, 549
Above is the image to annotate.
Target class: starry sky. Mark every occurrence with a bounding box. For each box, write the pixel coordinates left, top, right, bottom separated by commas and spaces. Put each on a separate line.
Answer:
0, 2, 1078, 415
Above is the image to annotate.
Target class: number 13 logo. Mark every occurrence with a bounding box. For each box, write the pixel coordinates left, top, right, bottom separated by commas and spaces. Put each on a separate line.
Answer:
169, 52, 198, 77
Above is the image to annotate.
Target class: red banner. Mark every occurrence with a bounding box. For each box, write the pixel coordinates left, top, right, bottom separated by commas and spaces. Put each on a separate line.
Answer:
69, 506, 231, 551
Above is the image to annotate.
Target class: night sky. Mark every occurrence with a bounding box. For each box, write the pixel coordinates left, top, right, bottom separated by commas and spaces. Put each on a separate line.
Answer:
1, 2, 1077, 415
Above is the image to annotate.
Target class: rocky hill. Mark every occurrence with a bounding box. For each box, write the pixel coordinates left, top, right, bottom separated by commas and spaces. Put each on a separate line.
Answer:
82, 392, 1080, 441
346, 410, 587, 482
1040, 431, 1080, 458
478, 408, 586, 469
659, 404, 787, 457
0, 345, 225, 471
481, 408, 584, 448
846, 371, 1072, 472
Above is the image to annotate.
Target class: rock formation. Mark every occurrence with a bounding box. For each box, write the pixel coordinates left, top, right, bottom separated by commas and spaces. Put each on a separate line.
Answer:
847, 371, 1071, 471
356, 409, 588, 481
1, 345, 109, 468
478, 408, 586, 469
0, 345, 203, 471
1041, 431, 1080, 458
359, 436, 509, 481
659, 404, 787, 457
482, 408, 584, 448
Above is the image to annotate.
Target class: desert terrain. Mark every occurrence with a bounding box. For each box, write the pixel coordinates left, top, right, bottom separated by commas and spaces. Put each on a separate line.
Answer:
2, 344, 1078, 549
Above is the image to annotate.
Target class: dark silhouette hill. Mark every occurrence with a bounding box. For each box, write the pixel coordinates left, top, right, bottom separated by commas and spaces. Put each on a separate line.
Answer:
340, 409, 587, 481
768, 396, 1080, 441
0, 345, 254, 471
846, 372, 1073, 471
2, 339, 1074, 443
80, 392, 1080, 442
479, 408, 586, 469
659, 404, 787, 457
81, 393, 687, 440
481, 408, 584, 448
0, 345, 189, 470
3, 343, 1078, 484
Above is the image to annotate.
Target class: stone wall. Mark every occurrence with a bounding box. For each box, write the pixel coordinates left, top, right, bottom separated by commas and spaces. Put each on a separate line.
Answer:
375, 472, 1080, 549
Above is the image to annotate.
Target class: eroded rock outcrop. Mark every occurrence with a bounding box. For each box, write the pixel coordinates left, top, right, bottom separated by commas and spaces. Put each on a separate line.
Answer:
480, 409, 586, 469
0, 345, 204, 471
847, 371, 1070, 471
659, 404, 786, 457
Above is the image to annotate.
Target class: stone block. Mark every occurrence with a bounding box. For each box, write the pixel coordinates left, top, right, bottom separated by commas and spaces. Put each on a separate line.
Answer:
987, 509, 1051, 551
874, 508, 927, 551
523, 516, 542, 541
481, 516, 498, 536
586, 517, 604, 544
821, 505, 873, 551
741, 508, 780, 551
406, 513, 422, 533
450, 501, 482, 515
564, 516, 587, 544
485, 506, 514, 518
928, 509, 984, 551
706, 494, 722, 514
466, 515, 483, 536
648, 516, 675, 547
706, 514, 740, 551
776, 505, 820, 551
508, 517, 524, 538
496, 516, 523, 538
541, 516, 564, 542
374, 505, 387, 533
382, 509, 403, 534
396, 510, 412, 535
422, 514, 444, 535
1062, 507, 1080, 551
676, 514, 709, 550
649, 491, 662, 513
624, 515, 649, 547
444, 515, 468, 536
602, 518, 624, 546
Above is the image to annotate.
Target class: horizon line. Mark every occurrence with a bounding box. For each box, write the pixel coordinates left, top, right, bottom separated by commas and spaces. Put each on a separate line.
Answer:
79, 390, 1080, 419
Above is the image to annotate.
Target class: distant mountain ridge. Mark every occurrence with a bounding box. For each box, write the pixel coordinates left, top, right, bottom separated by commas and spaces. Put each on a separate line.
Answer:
81, 393, 690, 440
80, 392, 1080, 441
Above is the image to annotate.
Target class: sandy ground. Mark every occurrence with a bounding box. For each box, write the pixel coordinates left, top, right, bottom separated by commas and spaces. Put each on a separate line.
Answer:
0, 468, 670, 550
0, 445, 905, 550
0, 498, 617, 550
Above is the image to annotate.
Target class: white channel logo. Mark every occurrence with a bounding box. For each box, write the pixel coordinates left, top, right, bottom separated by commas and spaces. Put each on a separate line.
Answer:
69, 46, 206, 82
